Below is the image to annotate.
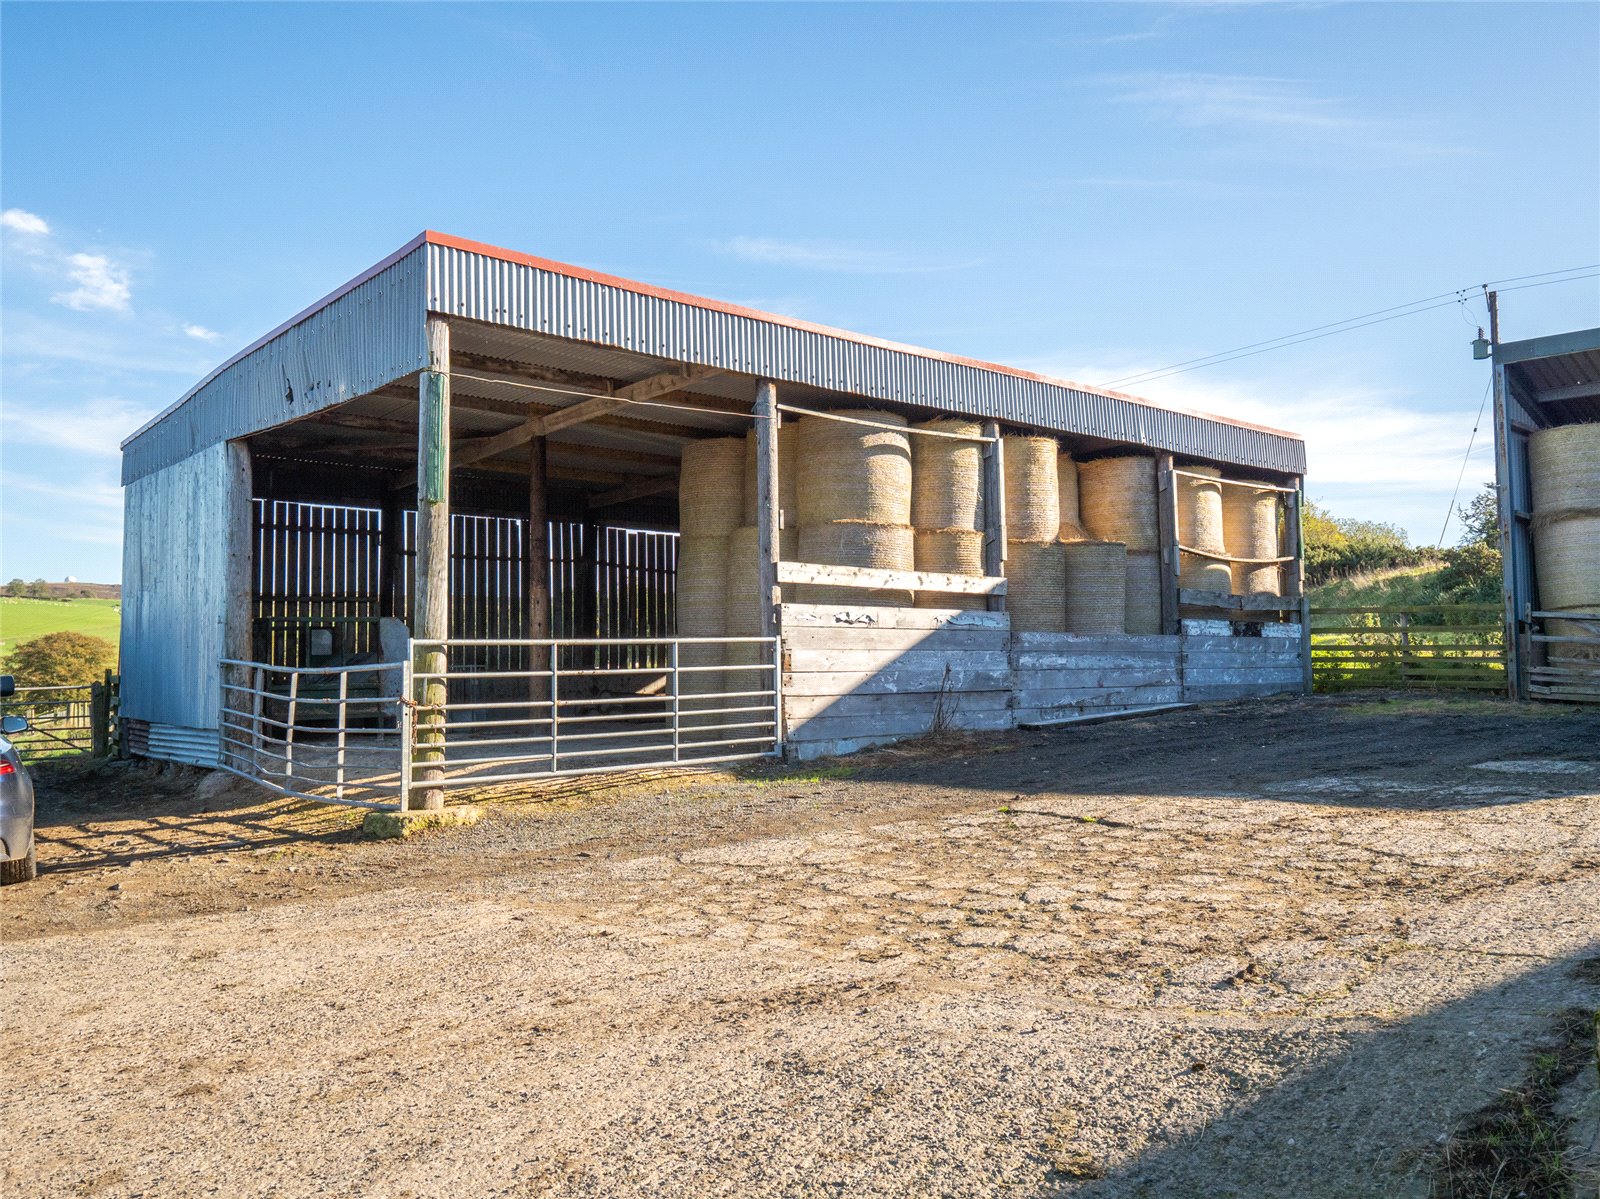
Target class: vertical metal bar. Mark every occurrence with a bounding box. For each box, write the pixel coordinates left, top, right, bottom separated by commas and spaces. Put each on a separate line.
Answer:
335, 668, 348, 801
251, 665, 265, 773
755, 380, 780, 638
398, 655, 413, 812
550, 649, 561, 774
1156, 453, 1180, 635
670, 640, 681, 763
286, 670, 300, 786
980, 422, 1006, 613
770, 636, 782, 757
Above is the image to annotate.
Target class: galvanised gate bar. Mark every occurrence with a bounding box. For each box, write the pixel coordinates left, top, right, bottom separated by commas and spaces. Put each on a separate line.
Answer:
120, 232, 1309, 809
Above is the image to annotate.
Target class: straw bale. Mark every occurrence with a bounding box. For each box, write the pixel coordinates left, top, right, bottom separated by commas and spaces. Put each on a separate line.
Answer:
911, 418, 985, 532
725, 525, 799, 637
913, 528, 986, 611
795, 520, 914, 607
1529, 423, 1600, 515
1058, 453, 1087, 541
1124, 550, 1163, 634
1080, 455, 1158, 551
1003, 436, 1061, 541
795, 410, 912, 526
741, 425, 800, 527
1223, 484, 1282, 596
675, 534, 729, 638
1005, 539, 1067, 633
1177, 466, 1232, 592
1533, 512, 1600, 612
679, 438, 746, 538
1063, 540, 1127, 634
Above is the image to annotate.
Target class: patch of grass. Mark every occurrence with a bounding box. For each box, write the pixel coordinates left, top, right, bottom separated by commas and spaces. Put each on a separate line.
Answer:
0, 596, 121, 661
1314, 562, 1451, 607
1432, 1006, 1597, 1198
1341, 695, 1579, 720
749, 763, 858, 788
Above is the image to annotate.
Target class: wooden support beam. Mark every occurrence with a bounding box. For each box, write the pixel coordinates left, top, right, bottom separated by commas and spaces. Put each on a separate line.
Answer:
412, 316, 451, 811
1283, 479, 1312, 695
526, 436, 550, 694
452, 366, 721, 469
776, 561, 1007, 596
755, 380, 780, 638
1177, 588, 1304, 613
221, 441, 254, 666
587, 476, 677, 509
980, 421, 1006, 613
1156, 453, 1180, 636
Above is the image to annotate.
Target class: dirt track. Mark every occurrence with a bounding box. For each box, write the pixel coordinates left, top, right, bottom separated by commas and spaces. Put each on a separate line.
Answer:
4, 693, 1599, 1197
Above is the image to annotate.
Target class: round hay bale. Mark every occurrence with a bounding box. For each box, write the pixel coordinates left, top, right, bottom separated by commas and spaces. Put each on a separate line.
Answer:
1003, 436, 1061, 542
725, 525, 799, 636
795, 410, 912, 526
1177, 466, 1232, 592
1062, 540, 1127, 634
1533, 512, 1600, 612
1080, 455, 1158, 551
679, 438, 745, 538
1005, 539, 1066, 633
1124, 550, 1163, 634
913, 528, 986, 611
1058, 453, 1087, 541
675, 534, 729, 637
1222, 484, 1282, 596
741, 425, 800, 527
1529, 423, 1600, 515
911, 418, 985, 532
795, 520, 914, 607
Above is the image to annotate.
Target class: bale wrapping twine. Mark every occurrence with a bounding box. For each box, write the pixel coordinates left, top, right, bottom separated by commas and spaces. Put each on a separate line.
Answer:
679, 437, 746, 538
795, 520, 914, 607
741, 425, 800, 527
1080, 455, 1158, 552
796, 410, 912, 526
1057, 453, 1087, 542
1222, 483, 1282, 596
1529, 424, 1600, 662
911, 418, 985, 532
1005, 540, 1067, 633
913, 528, 986, 611
1003, 435, 1062, 542
1177, 466, 1232, 593
1124, 550, 1163, 635
725, 525, 799, 637
1062, 540, 1127, 634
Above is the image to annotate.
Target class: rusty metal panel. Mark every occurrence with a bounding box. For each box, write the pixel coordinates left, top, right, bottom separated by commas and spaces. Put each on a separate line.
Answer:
425, 241, 1306, 474
121, 244, 429, 484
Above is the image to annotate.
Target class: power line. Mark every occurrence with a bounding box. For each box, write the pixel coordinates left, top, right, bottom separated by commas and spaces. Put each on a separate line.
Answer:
1104, 266, 1599, 389
1436, 375, 1494, 550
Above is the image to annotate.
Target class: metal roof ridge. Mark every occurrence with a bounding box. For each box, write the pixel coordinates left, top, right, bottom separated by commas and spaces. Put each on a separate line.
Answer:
422, 231, 1304, 445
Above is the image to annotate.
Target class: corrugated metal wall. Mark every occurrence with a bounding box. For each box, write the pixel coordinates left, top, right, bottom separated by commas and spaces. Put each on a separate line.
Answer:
121, 443, 235, 729
426, 242, 1306, 475
121, 246, 430, 484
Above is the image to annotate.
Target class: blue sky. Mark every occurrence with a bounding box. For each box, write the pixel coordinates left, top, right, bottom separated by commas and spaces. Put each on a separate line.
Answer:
2, 1, 1596, 583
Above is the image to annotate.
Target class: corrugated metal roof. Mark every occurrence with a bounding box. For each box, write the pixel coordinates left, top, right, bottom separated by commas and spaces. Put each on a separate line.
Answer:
123, 231, 1308, 484
1498, 327, 1600, 427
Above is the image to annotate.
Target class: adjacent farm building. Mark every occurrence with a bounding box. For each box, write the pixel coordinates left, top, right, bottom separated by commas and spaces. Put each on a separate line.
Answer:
120, 232, 1310, 807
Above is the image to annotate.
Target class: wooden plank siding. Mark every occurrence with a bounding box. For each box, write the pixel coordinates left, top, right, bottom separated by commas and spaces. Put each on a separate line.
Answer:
779, 604, 1307, 759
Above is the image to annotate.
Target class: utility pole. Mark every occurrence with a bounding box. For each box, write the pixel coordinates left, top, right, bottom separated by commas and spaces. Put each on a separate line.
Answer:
1486, 288, 1500, 346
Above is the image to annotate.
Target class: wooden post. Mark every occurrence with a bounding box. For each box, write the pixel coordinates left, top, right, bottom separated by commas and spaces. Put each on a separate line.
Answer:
1156, 452, 1180, 636
412, 317, 451, 810
754, 380, 780, 638
526, 435, 551, 700
1486, 289, 1520, 700
90, 680, 108, 758
1285, 479, 1313, 695
221, 440, 255, 742
980, 422, 1006, 613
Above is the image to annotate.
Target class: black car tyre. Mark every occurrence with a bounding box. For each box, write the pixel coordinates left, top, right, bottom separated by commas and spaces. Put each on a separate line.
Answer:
0, 845, 37, 885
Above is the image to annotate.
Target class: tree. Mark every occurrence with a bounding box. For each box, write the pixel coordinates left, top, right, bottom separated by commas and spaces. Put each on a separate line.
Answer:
7, 632, 117, 688
1457, 483, 1500, 548
3, 579, 23, 597
1302, 500, 1423, 585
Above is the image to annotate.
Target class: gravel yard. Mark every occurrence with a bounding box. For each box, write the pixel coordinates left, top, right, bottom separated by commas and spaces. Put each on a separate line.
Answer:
4, 693, 1598, 1198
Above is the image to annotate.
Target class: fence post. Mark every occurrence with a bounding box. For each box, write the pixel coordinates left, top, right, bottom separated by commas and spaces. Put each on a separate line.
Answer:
1398, 611, 1412, 685
551, 652, 562, 774
335, 668, 348, 801
90, 680, 108, 758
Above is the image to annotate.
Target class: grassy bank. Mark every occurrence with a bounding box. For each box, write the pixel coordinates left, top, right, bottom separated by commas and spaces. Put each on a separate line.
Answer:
0, 597, 121, 663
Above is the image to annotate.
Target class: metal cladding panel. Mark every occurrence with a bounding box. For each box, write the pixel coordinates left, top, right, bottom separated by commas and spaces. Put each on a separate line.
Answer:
121, 247, 429, 484
145, 724, 222, 769
120, 444, 232, 730
426, 243, 1305, 475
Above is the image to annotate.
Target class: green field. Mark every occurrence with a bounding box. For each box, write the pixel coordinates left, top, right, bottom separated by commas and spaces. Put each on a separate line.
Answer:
0, 597, 121, 662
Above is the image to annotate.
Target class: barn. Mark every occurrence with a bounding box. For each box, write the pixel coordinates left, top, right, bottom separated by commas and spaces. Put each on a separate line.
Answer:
119, 232, 1309, 808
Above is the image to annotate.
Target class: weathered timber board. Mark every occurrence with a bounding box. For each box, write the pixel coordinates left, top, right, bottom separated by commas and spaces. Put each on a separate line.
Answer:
780, 603, 1009, 630
783, 667, 1015, 697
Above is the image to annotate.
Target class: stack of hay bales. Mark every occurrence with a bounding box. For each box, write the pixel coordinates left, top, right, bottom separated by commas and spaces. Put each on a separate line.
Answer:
1222, 482, 1282, 596
912, 418, 986, 610
1176, 466, 1232, 593
677, 437, 745, 725
1529, 423, 1600, 663
1080, 454, 1161, 633
794, 411, 914, 606
1062, 540, 1127, 634
1004, 435, 1066, 632
741, 424, 799, 528
727, 424, 800, 677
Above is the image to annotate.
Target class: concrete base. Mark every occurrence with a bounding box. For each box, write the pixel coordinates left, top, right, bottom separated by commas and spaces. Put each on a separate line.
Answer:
361, 806, 484, 840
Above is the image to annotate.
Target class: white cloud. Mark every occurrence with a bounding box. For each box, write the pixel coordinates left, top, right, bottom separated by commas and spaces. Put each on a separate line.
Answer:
53, 253, 132, 312
0, 395, 158, 457
182, 323, 222, 342
1, 208, 50, 236
716, 236, 977, 275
